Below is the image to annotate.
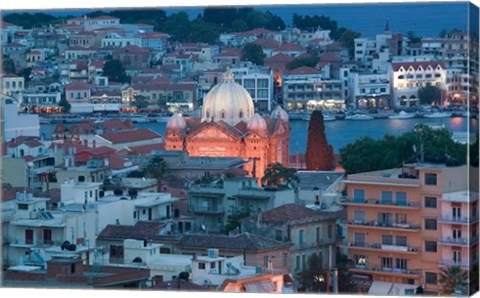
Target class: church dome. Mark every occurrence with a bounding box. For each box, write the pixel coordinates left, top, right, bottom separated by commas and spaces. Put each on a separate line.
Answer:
166, 113, 186, 131
247, 113, 267, 136
270, 106, 289, 122
201, 71, 255, 126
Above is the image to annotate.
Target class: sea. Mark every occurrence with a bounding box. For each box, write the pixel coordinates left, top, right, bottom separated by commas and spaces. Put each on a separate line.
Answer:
3, 1, 475, 38
40, 116, 479, 154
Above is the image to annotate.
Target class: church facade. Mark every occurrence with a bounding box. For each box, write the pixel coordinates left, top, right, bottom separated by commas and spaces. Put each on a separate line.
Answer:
164, 71, 290, 181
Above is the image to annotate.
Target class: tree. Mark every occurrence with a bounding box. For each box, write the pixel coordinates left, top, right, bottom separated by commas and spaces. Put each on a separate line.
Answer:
406, 31, 421, 45
2, 58, 16, 74
58, 96, 71, 113
286, 56, 320, 70
261, 162, 299, 188
337, 28, 361, 58
242, 43, 266, 66
418, 85, 442, 105
297, 253, 329, 292
144, 156, 166, 190
305, 110, 335, 171
224, 208, 251, 235
102, 59, 129, 83
339, 124, 467, 174
163, 12, 191, 41
438, 265, 469, 295
336, 252, 356, 293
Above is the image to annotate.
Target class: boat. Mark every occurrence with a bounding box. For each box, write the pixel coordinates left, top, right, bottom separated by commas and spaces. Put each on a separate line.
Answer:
423, 112, 452, 118
345, 114, 374, 120
323, 114, 336, 121
388, 111, 416, 119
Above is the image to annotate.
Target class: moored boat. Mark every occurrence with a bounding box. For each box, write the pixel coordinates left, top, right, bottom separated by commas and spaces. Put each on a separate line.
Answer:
345, 114, 374, 120
388, 111, 416, 119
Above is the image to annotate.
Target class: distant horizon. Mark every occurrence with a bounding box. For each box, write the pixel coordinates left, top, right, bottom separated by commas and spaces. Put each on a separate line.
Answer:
1, 2, 471, 38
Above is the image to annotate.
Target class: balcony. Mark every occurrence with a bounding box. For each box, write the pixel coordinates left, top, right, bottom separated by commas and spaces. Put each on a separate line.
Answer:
351, 264, 421, 277
438, 236, 479, 247
438, 215, 479, 225
234, 188, 272, 200
341, 241, 420, 253
340, 220, 421, 232
340, 197, 419, 208
189, 184, 225, 197
439, 259, 471, 270
188, 204, 225, 215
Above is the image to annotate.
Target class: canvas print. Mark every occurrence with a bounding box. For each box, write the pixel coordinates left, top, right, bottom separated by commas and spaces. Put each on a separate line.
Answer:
0, 1, 479, 296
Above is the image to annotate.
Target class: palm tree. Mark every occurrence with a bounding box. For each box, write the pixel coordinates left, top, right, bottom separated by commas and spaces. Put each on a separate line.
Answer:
438, 265, 469, 295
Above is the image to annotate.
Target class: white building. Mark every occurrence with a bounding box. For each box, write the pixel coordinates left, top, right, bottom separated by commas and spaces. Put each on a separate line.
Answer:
2, 97, 40, 141
232, 67, 274, 111
391, 61, 447, 107
298, 28, 332, 47
281, 66, 344, 111
349, 71, 391, 109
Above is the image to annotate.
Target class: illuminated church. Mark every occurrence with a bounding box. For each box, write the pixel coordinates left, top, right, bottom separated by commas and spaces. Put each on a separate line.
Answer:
164, 71, 290, 180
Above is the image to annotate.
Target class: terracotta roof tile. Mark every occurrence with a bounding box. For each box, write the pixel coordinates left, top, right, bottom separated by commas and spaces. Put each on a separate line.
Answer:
65, 81, 91, 90
285, 66, 321, 75
254, 203, 339, 224
177, 233, 291, 250
391, 61, 445, 72
97, 221, 165, 240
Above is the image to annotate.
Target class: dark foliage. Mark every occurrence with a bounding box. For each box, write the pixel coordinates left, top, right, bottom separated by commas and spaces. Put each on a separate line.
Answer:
305, 110, 335, 171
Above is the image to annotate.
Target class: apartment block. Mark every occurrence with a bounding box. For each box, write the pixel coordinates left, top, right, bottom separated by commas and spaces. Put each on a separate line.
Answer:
339, 163, 476, 295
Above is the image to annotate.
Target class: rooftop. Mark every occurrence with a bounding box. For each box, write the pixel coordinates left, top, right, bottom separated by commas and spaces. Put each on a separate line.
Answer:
178, 233, 291, 251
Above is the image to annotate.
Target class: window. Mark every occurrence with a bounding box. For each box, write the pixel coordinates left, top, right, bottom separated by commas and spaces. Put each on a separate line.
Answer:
299, 229, 304, 244
198, 262, 205, 269
296, 255, 300, 270
283, 252, 288, 267
424, 197, 437, 208
328, 224, 333, 239
380, 191, 393, 204
25, 229, 33, 245
425, 272, 437, 284
425, 241, 437, 252
43, 229, 52, 244
453, 250, 461, 263
396, 236, 407, 246
210, 262, 215, 269
395, 258, 407, 270
353, 210, 365, 223
452, 206, 461, 219
354, 232, 365, 246
424, 173, 437, 185
18, 203, 28, 210
353, 189, 365, 203
453, 228, 462, 239
275, 230, 282, 241
382, 234, 393, 245
425, 219, 437, 230
381, 257, 393, 269
354, 255, 366, 266
395, 213, 407, 224
396, 192, 407, 206
378, 212, 393, 225
316, 227, 320, 243
109, 245, 124, 260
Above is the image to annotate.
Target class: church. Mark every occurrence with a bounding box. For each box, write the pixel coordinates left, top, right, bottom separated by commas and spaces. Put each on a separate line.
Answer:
164, 71, 291, 181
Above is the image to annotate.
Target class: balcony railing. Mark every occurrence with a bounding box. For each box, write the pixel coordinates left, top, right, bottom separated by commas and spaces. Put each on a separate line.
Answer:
439, 215, 479, 224
341, 197, 419, 208
342, 241, 420, 253
342, 220, 421, 231
352, 264, 421, 276
188, 204, 225, 214
438, 236, 479, 246
439, 259, 471, 269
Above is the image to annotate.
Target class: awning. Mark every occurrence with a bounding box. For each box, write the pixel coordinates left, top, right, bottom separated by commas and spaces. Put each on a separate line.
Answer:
244, 280, 276, 293
368, 281, 394, 295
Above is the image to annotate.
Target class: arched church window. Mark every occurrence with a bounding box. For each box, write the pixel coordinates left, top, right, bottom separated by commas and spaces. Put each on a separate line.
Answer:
206, 110, 210, 118
239, 110, 243, 118
221, 110, 226, 118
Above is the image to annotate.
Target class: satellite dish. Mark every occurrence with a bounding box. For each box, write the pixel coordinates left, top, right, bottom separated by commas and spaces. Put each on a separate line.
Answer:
201, 224, 206, 231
